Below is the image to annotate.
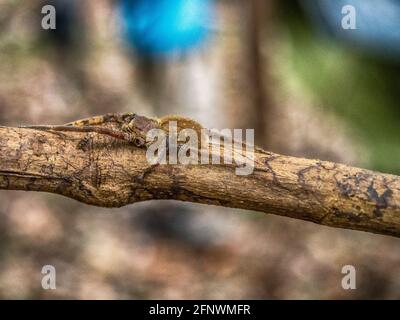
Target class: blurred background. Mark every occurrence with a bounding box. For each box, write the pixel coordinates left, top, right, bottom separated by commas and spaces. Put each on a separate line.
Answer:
0, 0, 400, 299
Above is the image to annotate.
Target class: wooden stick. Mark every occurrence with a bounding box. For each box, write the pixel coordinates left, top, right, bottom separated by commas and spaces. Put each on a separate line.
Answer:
1, 116, 399, 238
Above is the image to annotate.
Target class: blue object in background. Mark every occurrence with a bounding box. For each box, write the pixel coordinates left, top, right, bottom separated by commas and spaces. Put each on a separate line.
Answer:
119, 0, 214, 55
301, 0, 400, 58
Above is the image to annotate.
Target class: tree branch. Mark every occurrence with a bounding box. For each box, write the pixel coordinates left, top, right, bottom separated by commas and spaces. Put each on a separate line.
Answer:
1, 117, 400, 238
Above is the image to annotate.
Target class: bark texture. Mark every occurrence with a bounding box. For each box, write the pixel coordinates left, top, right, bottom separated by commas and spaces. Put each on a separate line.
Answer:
0, 120, 400, 238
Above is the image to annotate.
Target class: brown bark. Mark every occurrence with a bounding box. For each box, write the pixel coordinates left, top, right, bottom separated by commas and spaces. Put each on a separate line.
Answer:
0, 118, 400, 238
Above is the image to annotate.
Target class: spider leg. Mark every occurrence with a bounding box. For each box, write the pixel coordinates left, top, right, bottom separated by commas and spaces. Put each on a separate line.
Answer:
20, 125, 131, 142
64, 113, 135, 127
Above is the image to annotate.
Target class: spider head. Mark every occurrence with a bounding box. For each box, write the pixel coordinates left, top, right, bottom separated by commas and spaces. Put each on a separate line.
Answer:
122, 114, 159, 147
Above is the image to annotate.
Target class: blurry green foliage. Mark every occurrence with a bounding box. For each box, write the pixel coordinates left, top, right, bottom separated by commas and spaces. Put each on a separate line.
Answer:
280, 1, 400, 174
